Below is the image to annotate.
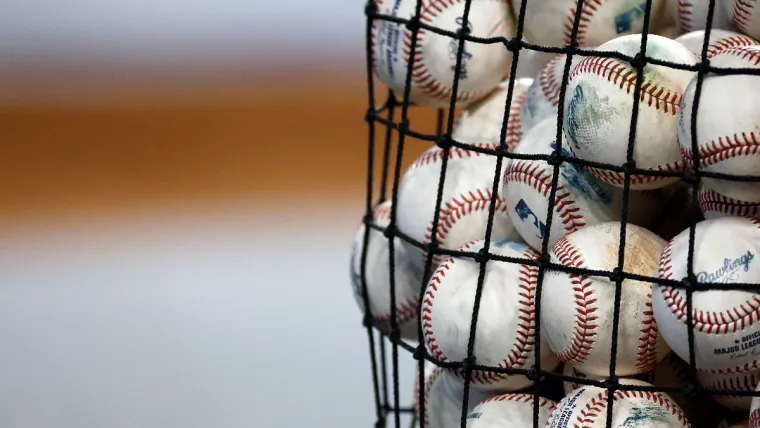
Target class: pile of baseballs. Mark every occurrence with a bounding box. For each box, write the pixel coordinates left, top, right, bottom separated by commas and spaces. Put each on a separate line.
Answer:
353, 0, 760, 427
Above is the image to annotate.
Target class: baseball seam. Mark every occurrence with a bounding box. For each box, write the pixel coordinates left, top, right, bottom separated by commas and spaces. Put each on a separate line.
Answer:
479, 393, 556, 409
400, 0, 510, 104
681, 131, 760, 169
410, 142, 494, 170
698, 188, 760, 218
503, 160, 587, 234
635, 290, 661, 373
707, 35, 760, 59
750, 406, 760, 428
562, 0, 605, 46
573, 390, 688, 428
733, 0, 758, 35
422, 189, 508, 266
539, 55, 564, 107
676, 0, 693, 32
657, 219, 760, 374
552, 236, 597, 367
506, 92, 527, 151
420, 366, 445, 428
701, 370, 760, 400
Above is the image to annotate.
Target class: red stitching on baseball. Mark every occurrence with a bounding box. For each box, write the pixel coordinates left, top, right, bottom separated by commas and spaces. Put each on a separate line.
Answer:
698, 188, 760, 218
676, 0, 693, 32
417, 366, 444, 428
733, 0, 758, 35
573, 390, 688, 428
571, 56, 683, 115
479, 393, 556, 409
410, 142, 495, 170
749, 406, 760, 428
503, 160, 587, 233
681, 131, 760, 169
373, 203, 392, 222
635, 291, 661, 373
539, 55, 565, 107
400, 0, 511, 104
552, 237, 597, 367
707, 35, 760, 59
563, 0, 605, 46
422, 188, 508, 266
506, 92, 527, 151
586, 160, 685, 188
701, 370, 760, 400
422, 244, 540, 386
715, 45, 760, 65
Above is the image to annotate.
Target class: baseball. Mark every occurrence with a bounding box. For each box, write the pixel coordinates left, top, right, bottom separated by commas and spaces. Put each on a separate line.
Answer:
350, 200, 423, 340
667, 0, 732, 33
466, 393, 557, 428
564, 34, 698, 190
698, 183, 760, 220
418, 363, 499, 428
697, 366, 760, 410
396, 141, 521, 272
542, 222, 670, 376
453, 77, 533, 150
547, 382, 690, 428
515, 0, 666, 48
652, 216, 760, 372
726, 0, 760, 41
422, 239, 559, 391
751, 382, 760, 428
371, 0, 514, 108
519, 54, 582, 137
502, 116, 660, 251
675, 29, 759, 58
678, 45, 760, 202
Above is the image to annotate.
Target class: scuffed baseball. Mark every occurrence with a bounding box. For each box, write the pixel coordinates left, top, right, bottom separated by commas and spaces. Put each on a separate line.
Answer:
422, 239, 559, 391
725, 0, 760, 41
542, 222, 670, 376
502, 116, 660, 251
698, 183, 760, 220
675, 29, 760, 58
519, 54, 582, 137
397, 141, 522, 273
371, 0, 514, 108
350, 201, 423, 340
466, 393, 557, 428
564, 34, 698, 190
419, 365, 499, 428
679, 45, 760, 202
652, 217, 760, 371
515, 0, 666, 48
697, 365, 760, 410
453, 77, 534, 150
547, 382, 690, 428
667, 0, 733, 33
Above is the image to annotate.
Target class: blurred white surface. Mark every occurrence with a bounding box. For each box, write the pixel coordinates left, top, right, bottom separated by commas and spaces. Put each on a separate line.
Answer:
0, 203, 415, 427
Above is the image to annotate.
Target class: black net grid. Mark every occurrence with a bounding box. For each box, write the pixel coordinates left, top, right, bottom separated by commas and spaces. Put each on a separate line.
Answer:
357, 0, 760, 428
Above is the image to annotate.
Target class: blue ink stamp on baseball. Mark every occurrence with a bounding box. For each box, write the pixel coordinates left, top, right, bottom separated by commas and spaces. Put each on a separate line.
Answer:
514, 199, 546, 239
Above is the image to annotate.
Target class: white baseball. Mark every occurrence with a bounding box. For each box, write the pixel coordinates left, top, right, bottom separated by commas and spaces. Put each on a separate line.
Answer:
652, 216, 760, 372
564, 34, 698, 190
678, 45, 760, 202
726, 0, 760, 41
397, 141, 522, 272
697, 365, 760, 410
371, 0, 514, 108
519, 54, 582, 137
422, 239, 559, 391
675, 29, 759, 58
453, 77, 534, 150
542, 222, 670, 376
417, 364, 499, 428
502, 116, 661, 251
547, 382, 690, 428
751, 381, 760, 428
698, 183, 760, 220
350, 201, 423, 340
515, 0, 666, 48
667, 0, 733, 33
466, 393, 557, 428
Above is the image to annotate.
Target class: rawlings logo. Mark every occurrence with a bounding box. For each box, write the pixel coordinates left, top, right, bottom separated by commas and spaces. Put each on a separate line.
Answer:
449, 16, 474, 79
696, 250, 755, 283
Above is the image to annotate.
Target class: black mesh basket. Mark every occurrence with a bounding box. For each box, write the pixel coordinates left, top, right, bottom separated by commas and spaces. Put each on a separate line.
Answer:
356, 0, 760, 427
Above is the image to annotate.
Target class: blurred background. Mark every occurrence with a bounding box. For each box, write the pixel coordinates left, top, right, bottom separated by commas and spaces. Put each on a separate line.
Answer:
0, 1, 436, 426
